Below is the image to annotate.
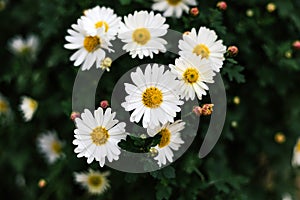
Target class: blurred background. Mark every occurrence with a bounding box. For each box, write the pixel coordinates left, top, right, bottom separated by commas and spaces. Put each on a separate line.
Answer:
1, 0, 300, 199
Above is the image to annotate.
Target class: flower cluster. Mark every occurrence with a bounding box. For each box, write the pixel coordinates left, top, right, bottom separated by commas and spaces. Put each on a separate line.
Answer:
66, 5, 227, 172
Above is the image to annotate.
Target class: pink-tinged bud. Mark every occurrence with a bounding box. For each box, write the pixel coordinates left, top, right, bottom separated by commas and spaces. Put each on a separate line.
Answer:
192, 106, 202, 116
227, 46, 239, 56
70, 111, 80, 121
100, 100, 109, 109
190, 7, 199, 16
217, 1, 227, 11
201, 104, 214, 116
266, 3, 276, 13
183, 31, 190, 36
293, 40, 300, 50
38, 179, 47, 188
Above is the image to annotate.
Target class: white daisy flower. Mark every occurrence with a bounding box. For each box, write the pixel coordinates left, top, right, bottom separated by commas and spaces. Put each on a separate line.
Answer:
147, 120, 185, 167
169, 54, 215, 100
37, 130, 64, 164
118, 10, 169, 59
121, 64, 183, 129
9, 34, 39, 58
179, 26, 227, 72
0, 93, 10, 117
64, 18, 113, 71
292, 138, 300, 167
19, 96, 38, 122
81, 6, 121, 41
74, 169, 110, 195
152, 0, 197, 18
73, 107, 127, 167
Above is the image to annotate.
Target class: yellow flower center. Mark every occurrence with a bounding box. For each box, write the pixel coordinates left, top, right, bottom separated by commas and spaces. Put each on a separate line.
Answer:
183, 68, 199, 83
95, 21, 109, 32
132, 28, 151, 45
142, 87, 163, 108
84, 36, 100, 52
193, 44, 210, 59
296, 141, 300, 152
91, 126, 109, 145
0, 100, 8, 113
51, 141, 62, 154
158, 128, 171, 148
29, 99, 38, 110
88, 174, 103, 187
167, 0, 182, 6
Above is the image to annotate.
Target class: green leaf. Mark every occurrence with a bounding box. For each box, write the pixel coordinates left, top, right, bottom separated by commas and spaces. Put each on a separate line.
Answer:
120, 0, 131, 5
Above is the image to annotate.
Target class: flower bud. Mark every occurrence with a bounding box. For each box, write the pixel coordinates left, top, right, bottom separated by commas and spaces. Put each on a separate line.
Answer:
246, 9, 254, 17
192, 106, 202, 116
292, 40, 300, 50
100, 100, 109, 109
217, 1, 227, 11
233, 96, 240, 105
227, 46, 239, 57
274, 132, 285, 144
190, 7, 199, 16
201, 104, 214, 116
183, 31, 190, 36
70, 111, 80, 121
38, 179, 47, 188
266, 3, 276, 13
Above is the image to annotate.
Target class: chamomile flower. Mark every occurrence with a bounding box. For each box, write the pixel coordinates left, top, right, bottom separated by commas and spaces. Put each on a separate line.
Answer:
121, 64, 183, 129
169, 54, 215, 100
152, 0, 197, 18
9, 34, 39, 59
37, 130, 64, 164
179, 26, 226, 72
118, 11, 169, 59
292, 138, 300, 167
74, 169, 110, 195
82, 6, 121, 41
73, 107, 126, 167
0, 93, 10, 117
64, 18, 113, 71
19, 96, 38, 122
147, 120, 185, 167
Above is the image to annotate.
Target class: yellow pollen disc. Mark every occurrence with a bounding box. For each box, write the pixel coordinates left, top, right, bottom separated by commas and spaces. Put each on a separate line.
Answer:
88, 174, 103, 187
193, 44, 210, 59
142, 87, 163, 108
29, 99, 38, 110
91, 126, 109, 145
0, 100, 8, 113
84, 36, 100, 52
132, 28, 151, 45
167, 0, 182, 6
51, 141, 62, 154
296, 141, 300, 152
183, 68, 199, 83
95, 21, 109, 32
158, 128, 171, 148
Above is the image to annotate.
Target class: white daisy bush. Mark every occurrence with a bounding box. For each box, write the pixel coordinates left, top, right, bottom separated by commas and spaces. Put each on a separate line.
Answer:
64, 5, 229, 169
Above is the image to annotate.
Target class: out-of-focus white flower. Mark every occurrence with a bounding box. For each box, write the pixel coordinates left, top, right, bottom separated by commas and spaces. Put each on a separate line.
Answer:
37, 130, 64, 164
19, 96, 38, 122
74, 169, 110, 195
292, 138, 300, 167
9, 34, 39, 59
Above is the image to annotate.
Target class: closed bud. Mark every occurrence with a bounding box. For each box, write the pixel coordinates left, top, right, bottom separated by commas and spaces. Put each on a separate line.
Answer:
217, 1, 227, 11
70, 111, 80, 121
227, 46, 239, 57
190, 7, 199, 16
266, 3, 276, 13
292, 40, 300, 50
100, 100, 109, 109
192, 106, 202, 116
274, 132, 285, 144
38, 179, 47, 188
201, 104, 214, 116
